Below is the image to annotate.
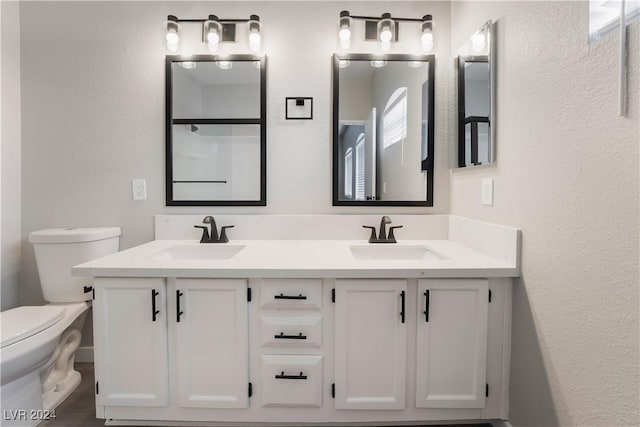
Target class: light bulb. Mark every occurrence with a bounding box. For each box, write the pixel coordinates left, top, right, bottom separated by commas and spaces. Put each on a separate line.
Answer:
421, 32, 433, 45
166, 30, 179, 44
208, 41, 219, 53
421, 40, 434, 52
380, 40, 391, 51
207, 31, 220, 44
249, 31, 261, 45
339, 27, 351, 42
379, 26, 392, 43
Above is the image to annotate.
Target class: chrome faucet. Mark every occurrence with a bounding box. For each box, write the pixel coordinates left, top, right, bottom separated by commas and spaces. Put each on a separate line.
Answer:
363, 216, 403, 243
194, 216, 235, 243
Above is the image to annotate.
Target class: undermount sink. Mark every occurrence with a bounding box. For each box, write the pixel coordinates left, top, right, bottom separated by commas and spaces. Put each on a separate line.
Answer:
349, 245, 445, 261
153, 244, 246, 261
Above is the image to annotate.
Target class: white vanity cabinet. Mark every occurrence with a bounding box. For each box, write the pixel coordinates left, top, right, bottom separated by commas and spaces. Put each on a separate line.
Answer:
416, 279, 489, 409
92, 276, 511, 424
92, 278, 169, 407
171, 278, 249, 409
334, 279, 407, 410
91, 277, 249, 415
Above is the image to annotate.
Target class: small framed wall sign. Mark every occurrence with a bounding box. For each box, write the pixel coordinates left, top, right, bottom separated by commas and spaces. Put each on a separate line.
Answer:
285, 97, 313, 120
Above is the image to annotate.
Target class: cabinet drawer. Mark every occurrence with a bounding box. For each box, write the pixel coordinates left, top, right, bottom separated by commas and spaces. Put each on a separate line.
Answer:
260, 355, 323, 407
260, 279, 323, 310
260, 315, 322, 348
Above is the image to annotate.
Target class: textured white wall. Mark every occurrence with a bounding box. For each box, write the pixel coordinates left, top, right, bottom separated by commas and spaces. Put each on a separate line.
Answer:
19, 1, 451, 301
450, 2, 639, 426
1, 0, 21, 311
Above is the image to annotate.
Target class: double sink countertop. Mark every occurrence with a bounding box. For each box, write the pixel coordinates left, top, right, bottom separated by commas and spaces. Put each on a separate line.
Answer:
72, 239, 520, 279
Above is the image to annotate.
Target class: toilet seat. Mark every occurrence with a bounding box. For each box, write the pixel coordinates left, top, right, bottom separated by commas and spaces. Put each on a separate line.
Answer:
1, 306, 65, 348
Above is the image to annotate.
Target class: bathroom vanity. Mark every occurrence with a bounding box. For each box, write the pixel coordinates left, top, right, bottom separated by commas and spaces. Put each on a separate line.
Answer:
73, 215, 519, 426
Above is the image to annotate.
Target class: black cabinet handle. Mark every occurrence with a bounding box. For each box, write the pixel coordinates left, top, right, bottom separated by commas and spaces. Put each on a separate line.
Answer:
400, 290, 406, 323
83, 285, 93, 294
151, 289, 160, 322
176, 290, 184, 322
424, 290, 430, 322
274, 332, 307, 340
274, 293, 307, 300
275, 371, 307, 380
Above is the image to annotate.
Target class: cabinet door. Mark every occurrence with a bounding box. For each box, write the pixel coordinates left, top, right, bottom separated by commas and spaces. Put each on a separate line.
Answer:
416, 279, 488, 408
173, 278, 249, 408
334, 279, 407, 410
93, 278, 168, 407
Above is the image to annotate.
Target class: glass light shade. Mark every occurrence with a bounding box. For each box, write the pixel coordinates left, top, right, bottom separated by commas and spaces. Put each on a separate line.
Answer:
248, 16, 262, 53
378, 17, 394, 43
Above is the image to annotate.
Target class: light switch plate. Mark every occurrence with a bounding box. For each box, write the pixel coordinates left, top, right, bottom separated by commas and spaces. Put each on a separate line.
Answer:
132, 179, 147, 200
481, 178, 493, 206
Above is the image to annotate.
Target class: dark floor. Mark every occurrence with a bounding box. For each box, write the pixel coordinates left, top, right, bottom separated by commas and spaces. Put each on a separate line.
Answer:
41, 363, 493, 427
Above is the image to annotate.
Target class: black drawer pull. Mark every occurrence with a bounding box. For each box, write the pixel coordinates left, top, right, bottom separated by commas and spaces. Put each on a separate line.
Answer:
176, 290, 184, 322
275, 371, 307, 380
151, 289, 160, 322
424, 290, 430, 322
274, 332, 307, 340
400, 290, 406, 324
274, 293, 307, 300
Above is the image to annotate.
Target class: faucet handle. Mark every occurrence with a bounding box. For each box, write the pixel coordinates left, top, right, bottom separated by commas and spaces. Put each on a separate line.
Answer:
194, 225, 210, 243
219, 225, 235, 243
387, 226, 403, 243
362, 225, 378, 243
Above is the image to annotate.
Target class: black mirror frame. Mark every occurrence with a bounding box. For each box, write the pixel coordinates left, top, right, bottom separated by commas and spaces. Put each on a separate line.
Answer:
455, 20, 496, 169
332, 53, 436, 207
457, 54, 490, 168
165, 54, 267, 206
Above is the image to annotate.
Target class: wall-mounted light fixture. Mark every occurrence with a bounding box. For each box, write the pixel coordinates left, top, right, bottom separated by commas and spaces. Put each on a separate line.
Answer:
337, 11, 434, 53
165, 14, 263, 53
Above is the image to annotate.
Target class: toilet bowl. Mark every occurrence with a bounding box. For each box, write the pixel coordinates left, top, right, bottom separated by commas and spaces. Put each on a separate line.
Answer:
0, 227, 120, 426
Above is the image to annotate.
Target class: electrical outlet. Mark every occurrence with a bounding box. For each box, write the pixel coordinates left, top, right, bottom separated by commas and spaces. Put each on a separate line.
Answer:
132, 179, 147, 200
481, 178, 493, 206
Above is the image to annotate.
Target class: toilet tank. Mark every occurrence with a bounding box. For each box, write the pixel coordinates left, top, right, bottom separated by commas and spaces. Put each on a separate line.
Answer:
29, 227, 121, 303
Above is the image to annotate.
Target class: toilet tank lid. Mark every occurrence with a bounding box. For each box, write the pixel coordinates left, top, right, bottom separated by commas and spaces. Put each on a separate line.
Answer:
0, 306, 65, 348
29, 227, 121, 244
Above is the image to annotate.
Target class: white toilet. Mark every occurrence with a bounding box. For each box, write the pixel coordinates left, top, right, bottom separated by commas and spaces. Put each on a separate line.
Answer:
0, 227, 120, 425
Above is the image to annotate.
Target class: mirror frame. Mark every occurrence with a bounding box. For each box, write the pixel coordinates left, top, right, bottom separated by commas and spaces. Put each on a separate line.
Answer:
456, 20, 496, 168
165, 54, 267, 206
332, 53, 436, 207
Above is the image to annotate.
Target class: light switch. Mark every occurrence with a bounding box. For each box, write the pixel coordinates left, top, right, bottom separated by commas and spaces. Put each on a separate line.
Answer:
481, 178, 493, 206
132, 179, 147, 200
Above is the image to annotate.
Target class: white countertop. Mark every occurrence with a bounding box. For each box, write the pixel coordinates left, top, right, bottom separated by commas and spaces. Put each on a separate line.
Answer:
72, 239, 519, 279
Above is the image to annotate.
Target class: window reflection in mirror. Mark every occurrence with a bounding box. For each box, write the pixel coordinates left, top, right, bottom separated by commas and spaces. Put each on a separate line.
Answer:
333, 54, 435, 206
166, 55, 266, 206
456, 20, 495, 168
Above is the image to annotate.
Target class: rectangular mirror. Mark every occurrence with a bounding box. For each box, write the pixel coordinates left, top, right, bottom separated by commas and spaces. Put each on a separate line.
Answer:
456, 20, 495, 168
333, 54, 435, 206
166, 55, 266, 205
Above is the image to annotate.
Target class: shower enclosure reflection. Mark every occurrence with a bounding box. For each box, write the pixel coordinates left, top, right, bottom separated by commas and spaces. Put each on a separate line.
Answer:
166, 56, 266, 206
